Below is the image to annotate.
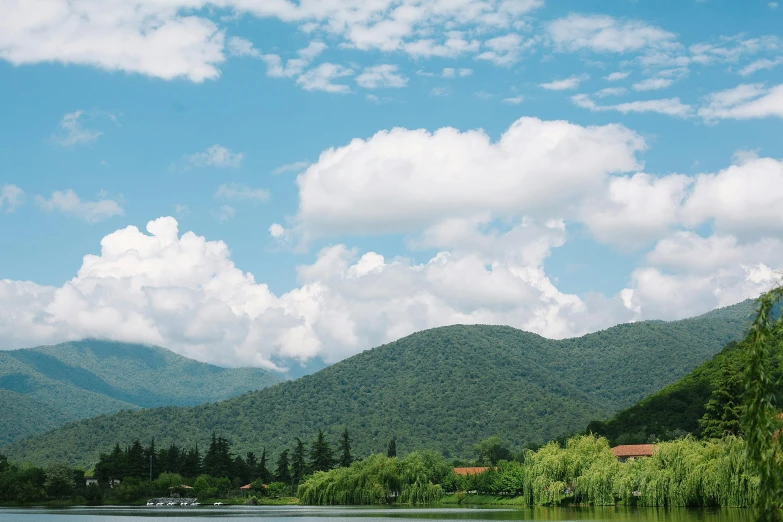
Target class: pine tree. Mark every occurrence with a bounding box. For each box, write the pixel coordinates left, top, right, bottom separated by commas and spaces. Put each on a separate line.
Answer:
387, 437, 397, 458
145, 438, 157, 480
246, 452, 258, 481
309, 429, 334, 472
275, 449, 291, 484
291, 438, 307, 484
339, 427, 353, 467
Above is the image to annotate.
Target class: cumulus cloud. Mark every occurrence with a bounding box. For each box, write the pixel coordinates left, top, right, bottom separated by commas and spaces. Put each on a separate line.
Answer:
632, 77, 674, 91
0, 185, 24, 213
174, 145, 244, 171
35, 190, 123, 223
475, 34, 530, 66
739, 57, 783, 76
572, 93, 693, 117
261, 41, 327, 79
355, 64, 408, 89
699, 83, 783, 120
291, 117, 646, 240
605, 71, 630, 81
503, 95, 524, 104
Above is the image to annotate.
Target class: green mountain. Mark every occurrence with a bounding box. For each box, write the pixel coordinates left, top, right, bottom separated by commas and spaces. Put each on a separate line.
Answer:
2, 300, 755, 467
0, 340, 281, 446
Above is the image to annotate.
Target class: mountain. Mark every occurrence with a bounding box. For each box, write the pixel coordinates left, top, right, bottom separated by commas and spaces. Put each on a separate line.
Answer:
0, 339, 281, 445
1, 300, 755, 467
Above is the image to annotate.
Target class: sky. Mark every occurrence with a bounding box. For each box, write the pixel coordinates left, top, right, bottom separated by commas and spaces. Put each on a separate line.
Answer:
1, 0, 782, 374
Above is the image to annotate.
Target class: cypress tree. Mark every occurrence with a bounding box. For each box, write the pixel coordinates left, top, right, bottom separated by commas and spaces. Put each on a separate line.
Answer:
387, 437, 397, 458
291, 437, 307, 484
339, 427, 353, 468
246, 452, 258, 481
259, 448, 271, 483
276, 449, 291, 484
309, 429, 334, 472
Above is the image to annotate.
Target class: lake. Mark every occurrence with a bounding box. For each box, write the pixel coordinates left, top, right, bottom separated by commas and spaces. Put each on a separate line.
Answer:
0, 506, 755, 521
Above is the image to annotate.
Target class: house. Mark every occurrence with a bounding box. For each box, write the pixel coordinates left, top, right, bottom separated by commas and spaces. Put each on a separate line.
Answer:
611, 444, 656, 462
84, 476, 120, 487
453, 467, 490, 476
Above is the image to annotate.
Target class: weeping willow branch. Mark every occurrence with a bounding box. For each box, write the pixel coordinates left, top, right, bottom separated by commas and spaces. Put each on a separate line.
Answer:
744, 285, 783, 522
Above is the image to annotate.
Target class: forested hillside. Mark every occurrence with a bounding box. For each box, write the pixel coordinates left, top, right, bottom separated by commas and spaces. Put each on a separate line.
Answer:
2, 300, 755, 467
0, 340, 281, 445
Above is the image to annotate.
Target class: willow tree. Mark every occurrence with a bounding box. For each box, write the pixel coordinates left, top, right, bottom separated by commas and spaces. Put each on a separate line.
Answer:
744, 285, 783, 522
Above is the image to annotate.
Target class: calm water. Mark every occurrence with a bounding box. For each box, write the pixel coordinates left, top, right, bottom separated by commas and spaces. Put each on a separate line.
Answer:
0, 506, 754, 522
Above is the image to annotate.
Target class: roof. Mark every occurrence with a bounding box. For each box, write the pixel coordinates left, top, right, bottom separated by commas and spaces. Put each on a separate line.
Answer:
453, 467, 490, 476
611, 444, 656, 458
169, 484, 193, 489
240, 483, 267, 490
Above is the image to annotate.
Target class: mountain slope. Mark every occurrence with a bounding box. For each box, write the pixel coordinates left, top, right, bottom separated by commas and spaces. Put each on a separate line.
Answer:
2, 300, 755, 467
0, 339, 282, 445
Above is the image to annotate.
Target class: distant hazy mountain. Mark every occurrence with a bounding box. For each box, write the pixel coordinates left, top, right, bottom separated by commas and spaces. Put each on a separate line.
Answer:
0, 340, 281, 445
2, 300, 755, 467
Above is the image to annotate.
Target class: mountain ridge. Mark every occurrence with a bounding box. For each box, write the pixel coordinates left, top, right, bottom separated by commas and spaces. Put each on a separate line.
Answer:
2, 299, 756, 467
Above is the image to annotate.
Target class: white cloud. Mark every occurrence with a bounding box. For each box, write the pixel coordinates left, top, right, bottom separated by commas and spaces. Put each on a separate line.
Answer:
548, 14, 678, 54
605, 71, 630, 81
269, 223, 286, 239
403, 33, 481, 59
430, 87, 450, 96
459, 68, 473, 77
35, 190, 123, 223
596, 87, 627, 97
503, 95, 524, 104
771, 2, 780, 8
699, 83, 783, 120
227, 36, 261, 58
175, 204, 189, 217
0, 185, 24, 213
442, 67, 456, 78
297, 63, 354, 93
175, 144, 244, 170
355, 64, 408, 89
572, 93, 693, 117
739, 58, 783, 76
632, 77, 674, 91
52, 111, 101, 146
540, 75, 588, 91
292, 117, 645, 240
476, 34, 529, 66
261, 41, 327, 79
213, 205, 235, 223
273, 161, 310, 175
215, 184, 270, 202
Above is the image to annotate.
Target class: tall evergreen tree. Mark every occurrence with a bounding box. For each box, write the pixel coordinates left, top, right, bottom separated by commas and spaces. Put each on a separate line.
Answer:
145, 438, 157, 480
182, 444, 202, 478
232, 455, 249, 485
127, 440, 147, 478
291, 438, 307, 484
259, 448, 271, 483
246, 452, 258, 481
275, 449, 291, 484
309, 429, 334, 472
699, 361, 743, 438
387, 437, 397, 458
339, 427, 353, 468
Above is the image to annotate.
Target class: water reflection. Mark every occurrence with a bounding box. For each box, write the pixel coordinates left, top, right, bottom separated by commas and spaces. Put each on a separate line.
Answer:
0, 505, 754, 521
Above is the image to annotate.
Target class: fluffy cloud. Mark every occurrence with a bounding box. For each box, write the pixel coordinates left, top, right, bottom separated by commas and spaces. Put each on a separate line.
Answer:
476, 34, 531, 65
355, 64, 408, 89
540, 75, 588, 91
261, 41, 327, 79
699, 83, 783, 120
0, 0, 544, 81
35, 190, 123, 223
297, 63, 354, 93
605, 71, 630, 81
0, 185, 24, 213
292, 117, 646, 239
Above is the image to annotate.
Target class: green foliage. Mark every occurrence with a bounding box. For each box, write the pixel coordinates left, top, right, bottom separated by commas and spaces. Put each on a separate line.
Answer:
267, 481, 286, 498
275, 450, 291, 484
3, 301, 753, 467
44, 463, 75, 498
474, 436, 512, 465
298, 452, 448, 505
700, 360, 743, 438
387, 438, 397, 458
0, 339, 281, 446
310, 429, 335, 472
339, 428, 353, 468
742, 286, 783, 522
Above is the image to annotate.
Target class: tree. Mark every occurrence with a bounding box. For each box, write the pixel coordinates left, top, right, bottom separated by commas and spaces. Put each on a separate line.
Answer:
743, 285, 783, 522
44, 463, 75, 498
246, 452, 258, 481
387, 437, 397, 458
0, 454, 9, 474
474, 436, 512, 465
309, 429, 334, 472
699, 361, 743, 439
275, 450, 291, 484
291, 438, 307, 484
339, 428, 353, 468
258, 448, 271, 483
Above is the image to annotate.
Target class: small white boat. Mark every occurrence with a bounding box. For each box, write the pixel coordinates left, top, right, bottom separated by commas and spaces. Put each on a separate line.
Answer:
214, 501, 223, 506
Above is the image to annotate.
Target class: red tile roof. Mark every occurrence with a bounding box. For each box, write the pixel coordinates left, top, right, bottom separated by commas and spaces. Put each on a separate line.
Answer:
453, 467, 490, 476
611, 444, 656, 458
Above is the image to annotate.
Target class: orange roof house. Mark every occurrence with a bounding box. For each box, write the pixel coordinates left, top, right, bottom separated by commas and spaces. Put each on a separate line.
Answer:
453, 467, 491, 476
611, 444, 656, 461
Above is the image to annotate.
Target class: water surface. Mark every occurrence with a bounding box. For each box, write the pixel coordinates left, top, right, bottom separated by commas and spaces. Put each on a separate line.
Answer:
0, 505, 754, 521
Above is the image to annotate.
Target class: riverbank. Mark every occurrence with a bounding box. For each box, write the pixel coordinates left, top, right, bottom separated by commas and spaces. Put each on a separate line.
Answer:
0, 497, 299, 508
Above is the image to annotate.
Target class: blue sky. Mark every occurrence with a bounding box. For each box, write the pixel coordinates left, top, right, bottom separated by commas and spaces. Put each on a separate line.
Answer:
1, 0, 782, 372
